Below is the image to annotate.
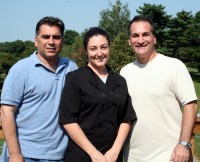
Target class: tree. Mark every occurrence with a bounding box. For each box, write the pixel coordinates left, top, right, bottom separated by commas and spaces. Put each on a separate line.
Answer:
136, 3, 171, 48
166, 10, 193, 58
189, 11, 200, 71
61, 33, 87, 67
99, 0, 130, 41
109, 32, 133, 72
20, 41, 36, 58
0, 52, 19, 90
64, 30, 79, 45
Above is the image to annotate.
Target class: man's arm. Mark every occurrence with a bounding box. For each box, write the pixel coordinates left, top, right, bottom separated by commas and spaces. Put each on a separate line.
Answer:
171, 100, 198, 162
1, 104, 24, 162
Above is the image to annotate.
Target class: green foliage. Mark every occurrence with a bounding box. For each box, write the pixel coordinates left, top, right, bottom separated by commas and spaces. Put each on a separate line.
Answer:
0, 40, 25, 55
0, 52, 19, 90
99, 0, 130, 41
0, 40, 35, 91
61, 34, 87, 67
64, 30, 79, 45
166, 11, 193, 57
109, 32, 133, 72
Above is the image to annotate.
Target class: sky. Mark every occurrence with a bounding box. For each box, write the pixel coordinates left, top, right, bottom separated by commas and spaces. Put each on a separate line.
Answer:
0, 0, 200, 42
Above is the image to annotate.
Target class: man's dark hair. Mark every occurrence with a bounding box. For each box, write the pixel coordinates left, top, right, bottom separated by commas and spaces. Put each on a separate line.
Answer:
128, 15, 156, 36
35, 16, 65, 36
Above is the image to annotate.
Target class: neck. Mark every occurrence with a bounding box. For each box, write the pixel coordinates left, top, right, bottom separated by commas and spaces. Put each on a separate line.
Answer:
37, 54, 58, 72
137, 51, 157, 64
88, 64, 108, 78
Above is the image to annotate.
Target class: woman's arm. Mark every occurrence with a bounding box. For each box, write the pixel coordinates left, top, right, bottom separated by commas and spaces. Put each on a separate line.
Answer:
104, 122, 131, 162
63, 123, 107, 162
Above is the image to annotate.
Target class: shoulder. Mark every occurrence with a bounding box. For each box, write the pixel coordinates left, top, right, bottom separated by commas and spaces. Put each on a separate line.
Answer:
121, 61, 135, 71
112, 71, 126, 82
9, 56, 31, 73
158, 53, 186, 68
158, 53, 183, 63
60, 57, 78, 69
65, 66, 86, 78
120, 62, 135, 77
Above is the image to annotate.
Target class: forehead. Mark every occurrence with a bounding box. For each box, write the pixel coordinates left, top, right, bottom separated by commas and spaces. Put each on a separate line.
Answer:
130, 21, 152, 33
88, 35, 108, 46
38, 24, 61, 35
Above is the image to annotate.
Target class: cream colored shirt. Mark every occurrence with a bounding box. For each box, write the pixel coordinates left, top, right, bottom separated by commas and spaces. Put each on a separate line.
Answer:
120, 54, 197, 162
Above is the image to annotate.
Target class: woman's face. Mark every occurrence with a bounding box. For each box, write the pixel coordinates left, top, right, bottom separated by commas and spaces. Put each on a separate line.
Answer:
87, 35, 110, 70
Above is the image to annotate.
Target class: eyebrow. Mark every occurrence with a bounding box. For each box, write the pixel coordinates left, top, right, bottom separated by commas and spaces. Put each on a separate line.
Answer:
40, 34, 62, 39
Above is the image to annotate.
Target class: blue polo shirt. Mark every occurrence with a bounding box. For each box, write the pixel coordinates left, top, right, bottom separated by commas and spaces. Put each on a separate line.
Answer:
0, 52, 78, 160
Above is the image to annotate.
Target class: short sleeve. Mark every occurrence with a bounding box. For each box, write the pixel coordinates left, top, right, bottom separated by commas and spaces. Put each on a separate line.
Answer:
0, 63, 25, 107
59, 73, 80, 124
172, 60, 197, 105
121, 92, 137, 123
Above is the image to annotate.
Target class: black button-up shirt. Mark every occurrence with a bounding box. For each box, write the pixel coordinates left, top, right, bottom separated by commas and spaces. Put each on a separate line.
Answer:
59, 65, 136, 161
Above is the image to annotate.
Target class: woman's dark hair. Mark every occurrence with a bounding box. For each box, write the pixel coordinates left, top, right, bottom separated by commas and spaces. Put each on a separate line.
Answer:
83, 27, 110, 50
128, 15, 156, 36
35, 16, 65, 36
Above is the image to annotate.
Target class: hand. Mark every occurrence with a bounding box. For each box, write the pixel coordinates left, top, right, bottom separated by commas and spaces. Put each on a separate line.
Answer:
170, 144, 190, 162
9, 153, 24, 162
90, 150, 107, 162
104, 149, 119, 162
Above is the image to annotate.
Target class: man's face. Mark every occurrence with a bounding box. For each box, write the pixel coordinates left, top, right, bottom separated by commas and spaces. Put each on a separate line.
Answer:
35, 24, 63, 60
128, 21, 156, 61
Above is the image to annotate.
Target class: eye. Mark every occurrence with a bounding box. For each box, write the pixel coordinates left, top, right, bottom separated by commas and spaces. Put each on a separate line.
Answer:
52, 35, 62, 40
131, 34, 139, 38
89, 47, 97, 51
40, 34, 62, 40
101, 45, 108, 50
142, 32, 151, 37
41, 35, 50, 39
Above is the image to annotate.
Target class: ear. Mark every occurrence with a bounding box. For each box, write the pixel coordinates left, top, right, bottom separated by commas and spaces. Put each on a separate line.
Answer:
128, 39, 131, 46
34, 36, 38, 47
153, 36, 156, 44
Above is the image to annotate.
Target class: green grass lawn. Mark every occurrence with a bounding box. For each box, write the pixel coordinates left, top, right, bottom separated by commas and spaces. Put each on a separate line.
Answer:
194, 81, 200, 113
189, 68, 200, 113
0, 139, 4, 154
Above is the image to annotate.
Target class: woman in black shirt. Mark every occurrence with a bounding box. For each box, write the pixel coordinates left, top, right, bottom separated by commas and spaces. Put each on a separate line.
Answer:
59, 27, 137, 162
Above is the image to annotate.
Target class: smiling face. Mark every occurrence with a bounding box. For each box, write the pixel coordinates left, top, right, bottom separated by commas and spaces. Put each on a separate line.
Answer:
128, 21, 157, 64
34, 24, 63, 62
87, 34, 110, 70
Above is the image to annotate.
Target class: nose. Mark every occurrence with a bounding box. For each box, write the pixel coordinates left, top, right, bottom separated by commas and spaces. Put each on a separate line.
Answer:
48, 36, 55, 44
137, 35, 144, 43
96, 48, 103, 56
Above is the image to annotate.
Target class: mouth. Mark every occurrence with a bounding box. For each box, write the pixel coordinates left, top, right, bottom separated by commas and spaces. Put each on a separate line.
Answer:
47, 47, 56, 52
95, 56, 106, 62
135, 43, 148, 47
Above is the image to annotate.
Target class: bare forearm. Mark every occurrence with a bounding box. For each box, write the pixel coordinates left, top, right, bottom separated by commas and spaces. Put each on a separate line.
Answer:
104, 122, 131, 161
63, 123, 103, 159
180, 101, 198, 142
111, 122, 131, 153
1, 105, 21, 155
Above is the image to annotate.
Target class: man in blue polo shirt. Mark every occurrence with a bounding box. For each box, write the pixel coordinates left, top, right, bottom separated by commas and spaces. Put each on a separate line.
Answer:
0, 16, 78, 162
